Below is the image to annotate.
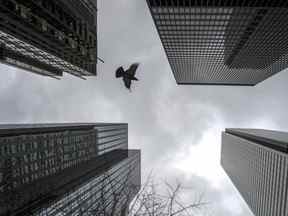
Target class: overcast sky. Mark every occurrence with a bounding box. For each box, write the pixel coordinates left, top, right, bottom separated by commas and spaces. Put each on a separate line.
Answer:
1, 0, 288, 215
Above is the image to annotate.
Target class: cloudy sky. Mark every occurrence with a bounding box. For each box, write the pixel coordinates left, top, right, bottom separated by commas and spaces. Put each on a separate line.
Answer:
1, 0, 288, 215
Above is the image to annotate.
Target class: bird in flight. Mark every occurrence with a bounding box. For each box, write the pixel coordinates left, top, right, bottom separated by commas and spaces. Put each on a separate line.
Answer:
115, 63, 139, 91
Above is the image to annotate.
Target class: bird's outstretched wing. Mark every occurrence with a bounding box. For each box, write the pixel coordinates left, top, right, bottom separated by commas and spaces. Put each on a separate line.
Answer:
116, 66, 125, 78
126, 63, 139, 76
123, 77, 132, 90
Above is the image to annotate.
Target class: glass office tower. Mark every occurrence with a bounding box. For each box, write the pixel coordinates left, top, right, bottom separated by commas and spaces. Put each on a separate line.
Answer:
146, 0, 288, 85
36, 150, 141, 216
0, 123, 141, 216
0, 0, 97, 78
221, 128, 288, 216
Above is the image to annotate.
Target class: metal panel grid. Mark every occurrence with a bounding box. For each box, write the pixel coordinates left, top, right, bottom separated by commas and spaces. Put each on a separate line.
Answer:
147, 0, 288, 85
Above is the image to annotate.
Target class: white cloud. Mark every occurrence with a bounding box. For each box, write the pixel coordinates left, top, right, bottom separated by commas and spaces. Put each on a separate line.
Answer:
169, 123, 225, 189
218, 194, 245, 215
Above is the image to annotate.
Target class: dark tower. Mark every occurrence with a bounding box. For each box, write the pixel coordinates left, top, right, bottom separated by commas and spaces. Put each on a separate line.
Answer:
0, 0, 98, 79
0, 123, 141, 216
146, 1, 288, 85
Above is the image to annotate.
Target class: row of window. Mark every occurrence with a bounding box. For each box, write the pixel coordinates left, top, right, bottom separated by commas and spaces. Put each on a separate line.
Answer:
154, 14, 231, 20
0, 130, 98, 188
97, 128, 127, 138
5, 0, 96, 41
152, 6, 233, 14
156, 20, 230, 26
3, 0, 97, 70
222, 133, 288, 216
0, 135, 95, 156
0, 31, 90, 76
159, 26, 227, 31
36, 153, 139, 216
0, 127, 130, 192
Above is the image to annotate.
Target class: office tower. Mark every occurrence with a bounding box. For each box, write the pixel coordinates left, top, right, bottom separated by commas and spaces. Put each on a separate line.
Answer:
146, 1, 288, 85
0, 0, 97, 79
221, 128, 288, 216
0, 123, 141, 216
35, 150, 141, 216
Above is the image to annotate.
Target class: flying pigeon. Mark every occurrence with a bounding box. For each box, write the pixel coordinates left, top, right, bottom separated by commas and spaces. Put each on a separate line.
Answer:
115, 63, 139, 91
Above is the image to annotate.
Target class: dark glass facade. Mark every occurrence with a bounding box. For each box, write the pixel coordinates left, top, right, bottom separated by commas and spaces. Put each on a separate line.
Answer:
35, 150, 141, 216
0, 0, 97, 78
146, 0, 288, 85
0, 123, 140, 216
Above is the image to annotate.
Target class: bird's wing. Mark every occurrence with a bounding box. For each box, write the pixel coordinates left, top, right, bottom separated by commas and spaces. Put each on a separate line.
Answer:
123, 77, 132, 89
126, 63, 139, 76
116, 66, 125, 78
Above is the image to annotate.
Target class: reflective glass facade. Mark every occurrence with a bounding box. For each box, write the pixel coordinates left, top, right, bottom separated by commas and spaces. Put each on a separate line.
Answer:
0, 123, 140, 216
0, 0, 97, 78
146, 0, 288, 85
36, 150, 140, 216
221, 129, 288, 216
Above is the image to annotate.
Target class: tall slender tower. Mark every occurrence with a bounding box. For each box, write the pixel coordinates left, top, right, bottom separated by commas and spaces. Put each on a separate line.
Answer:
221, 128, 288, 216
146, 1, 288, 85
0, 0, 97, 79
0, 123, 141, 216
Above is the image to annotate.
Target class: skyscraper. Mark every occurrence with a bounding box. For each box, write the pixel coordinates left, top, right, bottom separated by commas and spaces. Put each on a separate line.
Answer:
221, 128, 288, 216
0, 0, 97, 79
0, 123, 141, 216
146, 1, 288, 85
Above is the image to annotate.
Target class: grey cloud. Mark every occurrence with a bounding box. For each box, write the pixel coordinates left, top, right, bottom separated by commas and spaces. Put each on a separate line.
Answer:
1, 1, 288, 216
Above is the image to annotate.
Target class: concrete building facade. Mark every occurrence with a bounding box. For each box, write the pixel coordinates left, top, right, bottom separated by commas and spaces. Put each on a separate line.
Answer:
221, 128, 288, 216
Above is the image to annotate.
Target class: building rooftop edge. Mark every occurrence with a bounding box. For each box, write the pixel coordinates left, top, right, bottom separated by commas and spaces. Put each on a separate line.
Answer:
225, 128, 288, 152
0, 123, 128, 136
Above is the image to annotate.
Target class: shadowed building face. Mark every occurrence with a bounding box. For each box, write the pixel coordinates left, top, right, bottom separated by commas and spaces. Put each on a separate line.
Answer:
146, 0, 288, 85
0, 123, 141, 216
0, 0, 98, 79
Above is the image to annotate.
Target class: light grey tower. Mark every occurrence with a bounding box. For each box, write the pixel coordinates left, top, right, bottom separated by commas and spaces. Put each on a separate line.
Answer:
221, 129, 288, 216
